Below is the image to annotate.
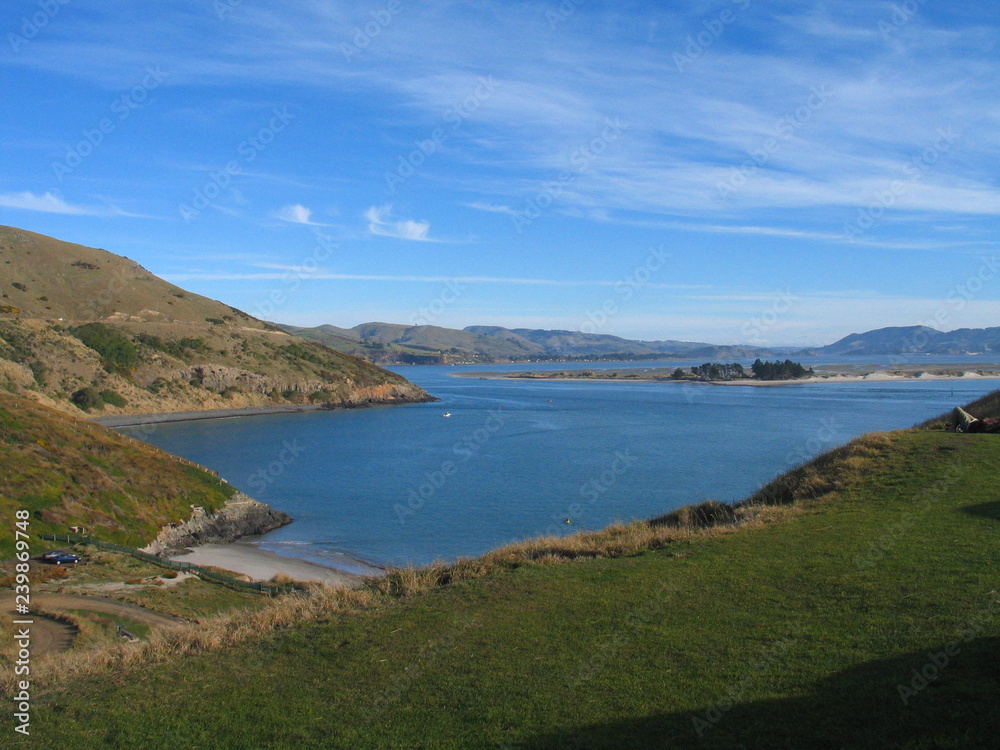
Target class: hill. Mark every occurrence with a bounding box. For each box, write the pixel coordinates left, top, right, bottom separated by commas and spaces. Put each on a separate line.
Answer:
0, 392, 286, 558
279, 321, 541, 363
17, 393, 1000, 748
284, 321, 779, 364
805, 325, 1000, 356
0, 226, 430, 416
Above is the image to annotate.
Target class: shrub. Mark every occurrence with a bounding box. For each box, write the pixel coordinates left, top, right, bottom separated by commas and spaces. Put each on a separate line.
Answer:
0, 305, 20, 314
71, 387, 105, 411
70, 323, 138, 375
29, 360, 46, 386
11, 282, 26, 292
99, 389, 127, 408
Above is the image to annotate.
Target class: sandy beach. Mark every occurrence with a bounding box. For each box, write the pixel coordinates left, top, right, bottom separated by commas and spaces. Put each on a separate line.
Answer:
171, 541, 373, 587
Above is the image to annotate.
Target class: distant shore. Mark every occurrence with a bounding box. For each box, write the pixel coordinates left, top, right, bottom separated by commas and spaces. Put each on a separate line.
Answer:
453, 364, 1000, 386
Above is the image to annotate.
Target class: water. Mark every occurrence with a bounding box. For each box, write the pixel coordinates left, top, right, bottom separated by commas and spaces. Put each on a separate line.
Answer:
119, 359, 1000, 570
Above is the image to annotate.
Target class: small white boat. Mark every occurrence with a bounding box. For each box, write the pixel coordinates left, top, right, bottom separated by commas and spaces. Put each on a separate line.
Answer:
443, 412, 452, 417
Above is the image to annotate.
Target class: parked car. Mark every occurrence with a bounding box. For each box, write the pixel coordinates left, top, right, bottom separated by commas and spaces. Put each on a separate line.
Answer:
41, 551, 83, 565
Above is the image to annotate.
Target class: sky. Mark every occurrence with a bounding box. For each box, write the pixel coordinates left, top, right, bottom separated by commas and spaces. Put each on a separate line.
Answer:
1, 0, 998, 346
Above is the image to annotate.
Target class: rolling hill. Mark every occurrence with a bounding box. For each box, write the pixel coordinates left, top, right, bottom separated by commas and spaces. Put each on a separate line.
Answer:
803, 325, 1000, 356
282, 321, 779, 364
0, 226, 430, 417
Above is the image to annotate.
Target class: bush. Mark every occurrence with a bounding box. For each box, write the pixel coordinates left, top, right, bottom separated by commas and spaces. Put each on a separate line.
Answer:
99, 389, 127, 408
0, 305, 20, 314
71, 387, 105, 411
70, 323, 138, 375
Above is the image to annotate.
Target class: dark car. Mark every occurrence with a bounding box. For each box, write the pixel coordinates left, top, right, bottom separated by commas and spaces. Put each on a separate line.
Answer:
41, 551, 83, 565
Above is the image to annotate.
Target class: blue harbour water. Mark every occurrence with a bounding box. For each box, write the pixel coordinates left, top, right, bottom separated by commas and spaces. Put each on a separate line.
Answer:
120, 357, 1000, 571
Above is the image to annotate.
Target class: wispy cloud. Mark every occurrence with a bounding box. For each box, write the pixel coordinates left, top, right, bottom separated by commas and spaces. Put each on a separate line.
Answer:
275, 203, 315, 224
365, 204, 434, 242
162, 270, 703, 288
0, 191, 113, 216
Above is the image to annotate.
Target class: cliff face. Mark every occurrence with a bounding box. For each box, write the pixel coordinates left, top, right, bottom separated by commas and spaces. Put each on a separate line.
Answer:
142, 493, 292, 556
0, 225, 432, 418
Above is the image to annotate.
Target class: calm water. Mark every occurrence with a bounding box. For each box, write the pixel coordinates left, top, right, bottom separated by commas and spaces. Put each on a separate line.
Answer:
120, 359, 1000, 571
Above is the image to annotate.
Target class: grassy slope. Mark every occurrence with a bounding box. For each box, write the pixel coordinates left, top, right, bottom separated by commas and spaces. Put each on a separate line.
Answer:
0, 392, 237, 557
0, 225, 429, 415
17, 427, 1000, 749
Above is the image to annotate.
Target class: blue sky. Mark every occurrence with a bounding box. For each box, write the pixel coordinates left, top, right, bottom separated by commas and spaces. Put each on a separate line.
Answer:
1, 0, 998, 346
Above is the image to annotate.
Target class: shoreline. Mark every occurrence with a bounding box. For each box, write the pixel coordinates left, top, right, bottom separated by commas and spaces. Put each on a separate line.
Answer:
170, 539, 378, 587
93, 396, 436, 428
454, 367, 1000, 386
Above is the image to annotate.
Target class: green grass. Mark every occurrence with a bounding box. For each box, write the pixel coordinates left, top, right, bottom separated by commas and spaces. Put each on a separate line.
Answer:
14, 428, 1000, 749
0, 393, 236, 558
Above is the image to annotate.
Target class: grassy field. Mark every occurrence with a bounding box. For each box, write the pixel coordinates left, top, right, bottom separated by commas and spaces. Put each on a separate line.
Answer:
10, 424, 999, 749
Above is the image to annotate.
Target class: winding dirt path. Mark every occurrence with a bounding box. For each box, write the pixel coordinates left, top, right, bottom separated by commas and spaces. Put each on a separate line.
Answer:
1, 592, 186, 657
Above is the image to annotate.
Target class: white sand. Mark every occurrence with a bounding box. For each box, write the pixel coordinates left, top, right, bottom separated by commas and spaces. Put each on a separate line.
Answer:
172, 543, 364, 587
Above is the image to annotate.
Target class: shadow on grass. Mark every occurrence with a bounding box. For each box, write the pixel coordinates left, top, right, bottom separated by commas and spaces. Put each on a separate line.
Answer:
962, 501, 1000, 521
516, 637, 1000, 750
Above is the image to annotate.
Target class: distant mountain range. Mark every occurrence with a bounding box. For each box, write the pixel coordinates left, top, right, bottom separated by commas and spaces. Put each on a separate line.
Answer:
802, 326, 1000, 356
281, 321, 1000, 365
279, 322, 784, 364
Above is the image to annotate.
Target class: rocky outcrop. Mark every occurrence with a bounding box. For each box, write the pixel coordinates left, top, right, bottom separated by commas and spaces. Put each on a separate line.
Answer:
141, 492, 291, 556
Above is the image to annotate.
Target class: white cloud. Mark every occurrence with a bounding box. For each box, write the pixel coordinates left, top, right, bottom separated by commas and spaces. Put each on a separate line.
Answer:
0, 191, 98, 215
276, 203, 315, 224
465, 202, 518, 215
365, 204, 433, 242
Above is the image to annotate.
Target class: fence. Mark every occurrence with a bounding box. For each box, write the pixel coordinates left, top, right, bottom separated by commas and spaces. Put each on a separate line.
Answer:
39, 533, 302, 597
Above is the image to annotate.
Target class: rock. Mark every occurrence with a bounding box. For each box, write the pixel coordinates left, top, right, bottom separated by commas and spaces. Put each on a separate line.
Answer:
141, 492, 291, 556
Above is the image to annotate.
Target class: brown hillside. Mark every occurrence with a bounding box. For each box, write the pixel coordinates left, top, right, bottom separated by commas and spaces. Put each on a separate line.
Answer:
0, 226, 431, 416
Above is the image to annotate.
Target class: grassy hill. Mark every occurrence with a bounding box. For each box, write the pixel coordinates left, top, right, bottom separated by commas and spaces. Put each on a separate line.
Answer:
14, 394, 1000, 748
0, 392, 241, 558
280, 322, 544, 363
0, 225, 430, 416
284, 321, 781, 365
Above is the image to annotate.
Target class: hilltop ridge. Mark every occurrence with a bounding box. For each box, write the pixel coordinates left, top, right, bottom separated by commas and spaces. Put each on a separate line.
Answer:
0, 225, 431, 417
